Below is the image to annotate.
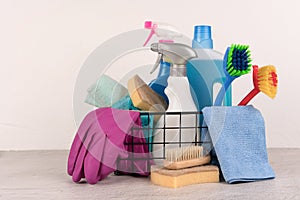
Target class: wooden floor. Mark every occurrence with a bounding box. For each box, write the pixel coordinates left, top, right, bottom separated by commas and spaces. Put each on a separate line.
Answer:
1, 149, 300, 200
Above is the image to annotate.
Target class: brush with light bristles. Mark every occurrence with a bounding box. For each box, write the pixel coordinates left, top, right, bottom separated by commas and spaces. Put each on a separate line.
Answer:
214, 44, 252, 106
163, 146, 211, 170
238, 65, 278, 106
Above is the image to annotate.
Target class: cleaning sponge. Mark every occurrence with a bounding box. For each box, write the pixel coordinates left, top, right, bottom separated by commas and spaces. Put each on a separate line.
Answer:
127, 74, 168, 113
151, 165, 219, 188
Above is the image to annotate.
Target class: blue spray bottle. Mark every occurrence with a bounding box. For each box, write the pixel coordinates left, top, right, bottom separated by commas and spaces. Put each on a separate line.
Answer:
143, 21, 182, 104
187, 25, 232, 113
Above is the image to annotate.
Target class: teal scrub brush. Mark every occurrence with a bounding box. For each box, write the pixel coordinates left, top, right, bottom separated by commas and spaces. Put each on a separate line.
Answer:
214, 44, 252, 106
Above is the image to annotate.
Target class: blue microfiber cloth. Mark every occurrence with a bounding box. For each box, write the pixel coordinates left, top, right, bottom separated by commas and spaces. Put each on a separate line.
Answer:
112, 95, 136, 110
85, 74, 128, 108
202, 105, 275, 184
140, 113, 154, 152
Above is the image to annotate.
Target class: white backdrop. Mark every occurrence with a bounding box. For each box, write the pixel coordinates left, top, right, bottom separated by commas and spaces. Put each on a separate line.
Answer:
0, 0, 299, 150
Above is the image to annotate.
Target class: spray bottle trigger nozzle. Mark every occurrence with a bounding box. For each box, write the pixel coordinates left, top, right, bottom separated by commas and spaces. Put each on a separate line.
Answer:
143, 28, 155, 47
150, 53, 162, 74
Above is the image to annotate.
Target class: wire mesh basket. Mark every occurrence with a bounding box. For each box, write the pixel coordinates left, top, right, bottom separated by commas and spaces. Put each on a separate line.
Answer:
115, 111, 209, 175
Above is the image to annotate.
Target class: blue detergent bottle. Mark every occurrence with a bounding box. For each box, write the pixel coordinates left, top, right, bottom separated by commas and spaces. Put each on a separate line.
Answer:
187, 25, 232, 113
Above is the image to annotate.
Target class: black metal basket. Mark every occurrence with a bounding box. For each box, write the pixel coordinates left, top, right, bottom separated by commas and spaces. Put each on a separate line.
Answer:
115, 111, 209, 175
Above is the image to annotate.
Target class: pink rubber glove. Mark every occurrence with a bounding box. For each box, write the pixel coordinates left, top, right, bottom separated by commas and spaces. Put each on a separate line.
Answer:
67, 107, 151, 184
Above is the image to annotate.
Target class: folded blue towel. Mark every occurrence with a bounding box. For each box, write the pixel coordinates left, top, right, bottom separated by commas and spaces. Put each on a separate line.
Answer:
85, 74, 128, 108
202, 105, 275, 183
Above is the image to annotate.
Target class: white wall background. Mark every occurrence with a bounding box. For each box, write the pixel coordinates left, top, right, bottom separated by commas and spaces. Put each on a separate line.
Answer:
0, 0, 299, 150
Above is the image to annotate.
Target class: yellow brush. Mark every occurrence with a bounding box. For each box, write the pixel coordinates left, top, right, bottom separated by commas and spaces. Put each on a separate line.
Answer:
238, 65, 278, 106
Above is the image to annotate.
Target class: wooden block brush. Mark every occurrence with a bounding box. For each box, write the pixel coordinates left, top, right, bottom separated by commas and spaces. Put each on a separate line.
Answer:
164, 146, 211, 170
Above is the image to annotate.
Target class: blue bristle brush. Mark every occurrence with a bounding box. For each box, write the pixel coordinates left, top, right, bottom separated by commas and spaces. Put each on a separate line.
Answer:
214, 44, 252, 106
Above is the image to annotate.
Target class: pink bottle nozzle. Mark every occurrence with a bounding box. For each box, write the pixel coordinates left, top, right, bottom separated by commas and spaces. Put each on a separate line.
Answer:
143, 21, 177, 46
143, 21, 157, 46
144, 21, 152, 29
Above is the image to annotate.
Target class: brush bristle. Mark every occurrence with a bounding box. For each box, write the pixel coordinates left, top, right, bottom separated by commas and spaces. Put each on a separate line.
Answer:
165, 146, 203, 162
227, 44, 252, 77
257, 65, 278, 98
